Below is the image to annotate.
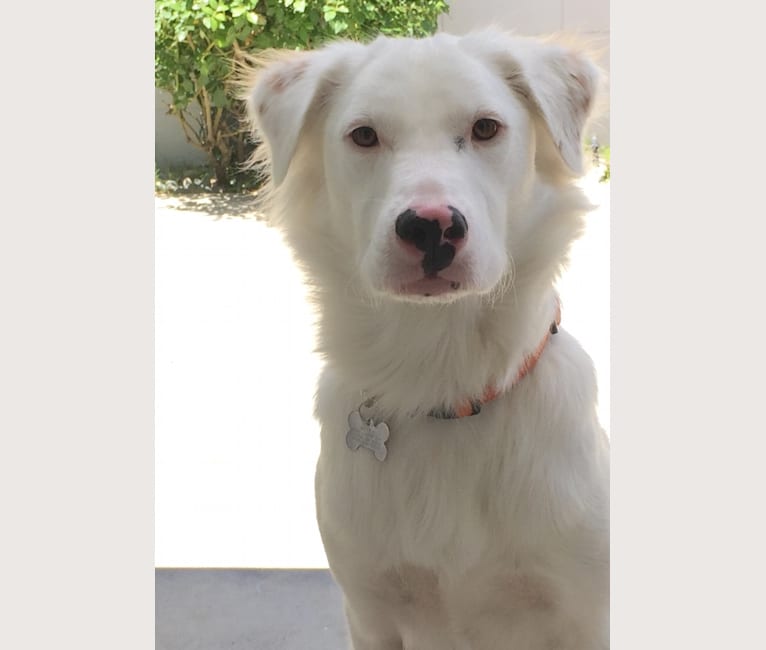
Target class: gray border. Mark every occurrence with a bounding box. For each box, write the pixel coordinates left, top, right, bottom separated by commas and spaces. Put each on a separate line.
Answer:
612, 1, 766, 648
0, 1, 154, 649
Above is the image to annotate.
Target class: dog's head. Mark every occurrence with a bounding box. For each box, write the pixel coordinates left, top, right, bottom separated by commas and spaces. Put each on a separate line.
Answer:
243, 31, 600, 303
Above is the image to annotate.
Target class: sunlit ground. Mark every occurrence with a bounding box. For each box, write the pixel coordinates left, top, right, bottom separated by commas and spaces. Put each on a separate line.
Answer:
155, 170, 609, 568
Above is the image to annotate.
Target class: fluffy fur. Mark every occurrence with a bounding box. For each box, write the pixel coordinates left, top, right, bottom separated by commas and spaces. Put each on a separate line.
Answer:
242, 30, 609, 649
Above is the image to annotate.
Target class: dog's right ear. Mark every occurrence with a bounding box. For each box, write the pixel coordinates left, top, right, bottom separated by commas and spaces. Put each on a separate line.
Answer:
241, 43, 361, 186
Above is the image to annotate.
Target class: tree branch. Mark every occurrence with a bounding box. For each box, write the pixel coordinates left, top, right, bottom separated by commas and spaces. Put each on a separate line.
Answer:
176, 110, 205, 152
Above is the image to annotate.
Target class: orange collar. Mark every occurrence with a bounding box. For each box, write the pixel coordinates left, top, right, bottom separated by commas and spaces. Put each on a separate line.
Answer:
429, 303, 562, 419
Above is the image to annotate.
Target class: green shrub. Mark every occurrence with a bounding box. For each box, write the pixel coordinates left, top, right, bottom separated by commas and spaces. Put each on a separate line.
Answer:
155, 0, 449, 189
599, 146, 610, 183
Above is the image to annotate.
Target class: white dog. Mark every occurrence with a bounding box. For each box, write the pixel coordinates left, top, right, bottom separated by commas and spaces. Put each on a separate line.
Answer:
243, 29, 609, 649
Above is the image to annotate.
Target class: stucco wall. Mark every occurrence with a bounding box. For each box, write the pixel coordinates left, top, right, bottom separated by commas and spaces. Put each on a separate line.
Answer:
155, 89, 207, 168
441, 0, 608, 34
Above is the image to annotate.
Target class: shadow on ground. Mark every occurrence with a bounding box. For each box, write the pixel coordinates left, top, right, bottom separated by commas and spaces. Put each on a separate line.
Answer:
156, 192, 264, 221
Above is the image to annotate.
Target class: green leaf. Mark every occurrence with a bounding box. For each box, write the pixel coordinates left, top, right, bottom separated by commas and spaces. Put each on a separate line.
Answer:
246, 11, 261, 24
324, 10, 336, 21
293, 0, 306, 12
330, 19, 347, 34
212, 88, 228, 107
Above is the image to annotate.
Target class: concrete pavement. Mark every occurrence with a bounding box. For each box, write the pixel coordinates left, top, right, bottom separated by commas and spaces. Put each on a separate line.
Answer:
156, 569, 349, 650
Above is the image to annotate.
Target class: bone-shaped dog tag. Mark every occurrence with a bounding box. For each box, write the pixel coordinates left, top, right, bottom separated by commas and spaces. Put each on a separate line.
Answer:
345, 409, 389, 461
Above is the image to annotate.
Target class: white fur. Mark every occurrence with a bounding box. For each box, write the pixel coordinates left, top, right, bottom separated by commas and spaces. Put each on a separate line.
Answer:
244, 30, 609, 649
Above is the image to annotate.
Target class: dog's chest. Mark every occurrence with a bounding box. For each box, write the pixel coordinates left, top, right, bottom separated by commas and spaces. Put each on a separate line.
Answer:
314, 385, 555, 571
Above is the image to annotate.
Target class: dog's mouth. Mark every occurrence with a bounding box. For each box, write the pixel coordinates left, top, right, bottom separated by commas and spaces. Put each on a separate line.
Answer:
398, 275, 464, 298
371, 233, 481, 301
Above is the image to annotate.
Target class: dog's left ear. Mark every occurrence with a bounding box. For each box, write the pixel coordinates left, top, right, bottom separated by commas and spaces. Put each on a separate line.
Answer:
462, 33, 601, 176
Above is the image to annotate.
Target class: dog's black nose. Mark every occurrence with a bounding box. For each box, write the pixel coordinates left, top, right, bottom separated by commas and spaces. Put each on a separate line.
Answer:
395, 206, 467, 275
443, 207, 468, 242
395, 209, 441, 251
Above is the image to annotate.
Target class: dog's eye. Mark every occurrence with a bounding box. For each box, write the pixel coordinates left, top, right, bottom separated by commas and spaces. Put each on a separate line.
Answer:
472, 118, 499, 141
350, 126, 379, 148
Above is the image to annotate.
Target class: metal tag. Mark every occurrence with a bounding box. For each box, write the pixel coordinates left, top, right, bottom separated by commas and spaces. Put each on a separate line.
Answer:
345, 409, 389, 462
